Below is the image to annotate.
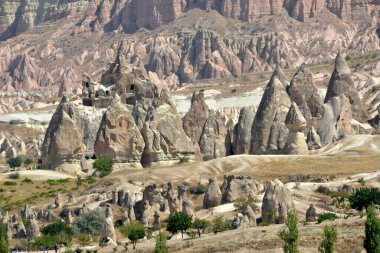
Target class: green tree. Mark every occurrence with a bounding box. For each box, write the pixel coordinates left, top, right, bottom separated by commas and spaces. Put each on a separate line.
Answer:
167, 212, 193, 238
0, 224, 9, 253
92, 156, 114, 177
120, 221, 145, 250
364, 205, 380, 253
278, 210, 299, 253
7, 156, 22, 168
154, 231, 169, 253
192, 218, 210, 237
73, 209, 106, 236
349, 188, 380, 211
318, 225, 337, 253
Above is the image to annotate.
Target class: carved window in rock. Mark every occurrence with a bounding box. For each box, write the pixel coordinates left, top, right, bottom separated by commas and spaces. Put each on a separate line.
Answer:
106, 91, 110, 96
85, 82, 89, 88
130, 84, 135, 91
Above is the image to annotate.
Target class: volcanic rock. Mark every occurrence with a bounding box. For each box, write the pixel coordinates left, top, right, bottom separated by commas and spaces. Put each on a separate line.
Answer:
284, 102, 309, 154
287, 64, 324, 128
250, 73, 291, 154
324, 53, 369, 122
262, 179, 295, 224
183, 90, 209, 145
233, 106, 256, 155
203, 178, 222, 209
318, 94, 352, 146
94, 95, 145, 165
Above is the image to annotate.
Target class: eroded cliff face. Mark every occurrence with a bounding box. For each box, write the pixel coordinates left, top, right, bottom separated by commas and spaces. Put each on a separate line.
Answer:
0, 0, 379, 111
0, 0, 377, 38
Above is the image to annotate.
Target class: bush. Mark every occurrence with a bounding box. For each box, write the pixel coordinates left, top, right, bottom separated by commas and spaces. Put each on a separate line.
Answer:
73, 209, 105, 236
318, 225, 337, 253
92, 156, 114, 178
154, 231, 169, 253
7, 157, 22, 168
77, 233, 92, 246
119, 221, 145, 250
212, 215, 231, 234
8, 172, 20, 180
278, 210, 299, 253
189, 184, 207, 195
34, 235, 56, 248
234, 197, 259, 213
192, 218, 210, 237
41, 221, 73, 238
3, 181, 17, 186
24, 158, 33, 165
364, 205, 380, 253
317, 213, 338, 224
349, 188, 380, 211
0, 224, 9, 253
167, 211, 193, 238
178, 156, 190, 164
22, 178, 33, 184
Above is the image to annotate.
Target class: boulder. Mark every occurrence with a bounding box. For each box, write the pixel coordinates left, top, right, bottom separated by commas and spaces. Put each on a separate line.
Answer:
306, 204, 317, 222
94, 95, 145, 165
262, 179, 295, 224
306, 127, 322, 150
250, 74, 291, 154
243, 205, 257, 227
324, 53, 369, 122
203, 178, 222, 209
318, 94, 352, 146
182, 199, 194, 218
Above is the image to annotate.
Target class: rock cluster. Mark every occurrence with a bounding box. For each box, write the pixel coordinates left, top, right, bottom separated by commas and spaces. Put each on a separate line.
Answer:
261, 179, 295, 224
42, 56, 195, 172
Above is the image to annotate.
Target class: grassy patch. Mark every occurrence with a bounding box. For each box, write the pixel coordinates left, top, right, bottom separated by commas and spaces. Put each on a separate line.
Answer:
3, 181, 17, 186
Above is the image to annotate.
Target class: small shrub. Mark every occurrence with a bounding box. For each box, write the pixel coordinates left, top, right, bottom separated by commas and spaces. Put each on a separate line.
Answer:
3, 181, 17, 186
22, 178, 33, 184
24, 158, 33, 165
178, 156, 190, 164
7, 157, 22, 168
154, 231, 169, 253
318, 225, 337, 253
189, 184, 207, 195
212, 215, 231, 234
317, 213, 338, 224
192, 218, 210, 237
93, 156, 114, 178
278, 210, 299, 253
8, 173, 20, 180
234, 197, 259, 213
